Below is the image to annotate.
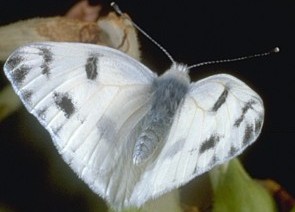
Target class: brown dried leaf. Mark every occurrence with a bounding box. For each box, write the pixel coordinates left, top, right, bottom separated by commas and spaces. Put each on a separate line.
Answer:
65, 0, 101, 22
97, 12, 140, 60
0, 10, 140, 61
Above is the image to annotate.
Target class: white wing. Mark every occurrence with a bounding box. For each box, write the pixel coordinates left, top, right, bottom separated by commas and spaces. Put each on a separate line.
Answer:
130, 74, 264, 205
4, 42, 157, 208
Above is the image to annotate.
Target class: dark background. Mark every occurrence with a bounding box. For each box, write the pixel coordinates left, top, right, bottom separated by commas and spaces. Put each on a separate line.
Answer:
0, 0, 294, 211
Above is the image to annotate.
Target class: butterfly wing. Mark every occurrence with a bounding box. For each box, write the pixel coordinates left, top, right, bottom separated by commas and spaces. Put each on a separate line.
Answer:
130, 74, 264, 205
4, 42, 157, 208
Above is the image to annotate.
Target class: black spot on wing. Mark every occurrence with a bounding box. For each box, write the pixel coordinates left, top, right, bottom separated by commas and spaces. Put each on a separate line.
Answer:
11, 65, 30, 87
193, 165, 199, 175
53, 92, 75, 118
199, 134, 220, 154
188, 147, 198, 155
234, 100, 255, 127
243, 124, 254, 146
20, 90, 33, 105
40, 47, 53, 63
5, 55, 24, 70
254, 117, 263, 135
36, 107, 48, 121
229, 145, 238, 157
211, 89, 228, 112
192, 156, 218, 175
85, 55, 99, 80
208, 155, 218, 167
41, 64, 50, 76
39, 47, 53, 77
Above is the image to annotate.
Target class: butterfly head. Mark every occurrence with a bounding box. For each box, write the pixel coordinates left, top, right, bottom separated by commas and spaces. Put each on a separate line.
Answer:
160, 63, 191, 85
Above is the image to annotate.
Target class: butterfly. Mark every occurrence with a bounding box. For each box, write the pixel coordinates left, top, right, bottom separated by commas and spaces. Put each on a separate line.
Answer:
4, 42, 264, 209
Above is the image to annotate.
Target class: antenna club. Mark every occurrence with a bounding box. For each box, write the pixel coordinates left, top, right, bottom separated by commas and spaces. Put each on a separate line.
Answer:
188, 46, 280, 70
110, 2, 123, 15
273, 47, 280, 53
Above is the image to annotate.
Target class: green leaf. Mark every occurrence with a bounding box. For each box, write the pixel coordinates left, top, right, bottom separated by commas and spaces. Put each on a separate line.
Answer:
210, 159, 277, 212
108, 189, 182, 212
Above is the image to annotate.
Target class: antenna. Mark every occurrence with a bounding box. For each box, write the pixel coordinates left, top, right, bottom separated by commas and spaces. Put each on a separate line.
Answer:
110, 2, 175, 63
188, 47, 280, 69
111, 2, 280, 69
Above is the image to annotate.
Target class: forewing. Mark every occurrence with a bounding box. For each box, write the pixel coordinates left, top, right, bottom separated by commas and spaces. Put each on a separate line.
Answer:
4, 42, 156, 206
130, 74, 264, 205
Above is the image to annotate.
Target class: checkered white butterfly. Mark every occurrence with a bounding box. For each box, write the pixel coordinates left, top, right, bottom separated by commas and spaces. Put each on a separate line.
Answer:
3, 4, 270, 210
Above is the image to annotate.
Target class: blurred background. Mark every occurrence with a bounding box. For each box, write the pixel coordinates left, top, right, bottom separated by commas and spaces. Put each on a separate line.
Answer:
0, 0, 294, 211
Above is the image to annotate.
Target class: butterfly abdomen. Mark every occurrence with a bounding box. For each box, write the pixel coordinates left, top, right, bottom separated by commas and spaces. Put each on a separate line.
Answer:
132, 64, 190, 165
